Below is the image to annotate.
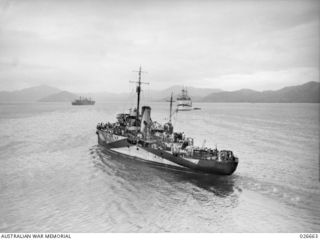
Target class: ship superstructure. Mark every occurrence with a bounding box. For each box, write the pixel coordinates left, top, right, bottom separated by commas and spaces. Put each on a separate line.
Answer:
96, 67, 238, 175
72, 97, 95, 105
177, 88, 192, 111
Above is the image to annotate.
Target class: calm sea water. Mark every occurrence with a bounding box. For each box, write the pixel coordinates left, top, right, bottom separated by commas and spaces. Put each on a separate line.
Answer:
0, 102, 319, 232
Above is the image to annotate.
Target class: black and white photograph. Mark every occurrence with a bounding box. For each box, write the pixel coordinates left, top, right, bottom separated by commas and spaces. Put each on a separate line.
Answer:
0, 0, 319, 236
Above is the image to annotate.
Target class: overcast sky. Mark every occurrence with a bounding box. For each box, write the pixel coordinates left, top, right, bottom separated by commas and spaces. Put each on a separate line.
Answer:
0, 0, 319, 92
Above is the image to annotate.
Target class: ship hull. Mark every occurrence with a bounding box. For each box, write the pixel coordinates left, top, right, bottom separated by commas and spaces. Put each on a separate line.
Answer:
72, 102, 95, 105
97, 130, 238, 175
177, 106, 192, 111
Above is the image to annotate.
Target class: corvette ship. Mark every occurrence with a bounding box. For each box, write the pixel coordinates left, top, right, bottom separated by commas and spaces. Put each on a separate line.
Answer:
96, 67, 238, 175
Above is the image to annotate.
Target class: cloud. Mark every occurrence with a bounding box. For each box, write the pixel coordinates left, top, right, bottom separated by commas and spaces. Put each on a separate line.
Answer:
0, 0, 319, 92
201, 67, 319, 91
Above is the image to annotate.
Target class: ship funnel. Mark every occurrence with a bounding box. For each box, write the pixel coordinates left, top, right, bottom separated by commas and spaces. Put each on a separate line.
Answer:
141, 106, 151, 138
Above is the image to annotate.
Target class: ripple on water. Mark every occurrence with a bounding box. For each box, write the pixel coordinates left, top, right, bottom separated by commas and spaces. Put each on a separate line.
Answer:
0, 102, 319, 232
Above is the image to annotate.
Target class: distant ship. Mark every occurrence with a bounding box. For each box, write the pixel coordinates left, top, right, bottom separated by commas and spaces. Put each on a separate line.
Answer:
96, 67, 238, 175
177, 88, 192, 111
72, 96, 95, 105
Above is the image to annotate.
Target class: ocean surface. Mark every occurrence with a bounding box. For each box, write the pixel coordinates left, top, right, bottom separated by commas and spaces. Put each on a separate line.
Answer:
0, 102, 319, 232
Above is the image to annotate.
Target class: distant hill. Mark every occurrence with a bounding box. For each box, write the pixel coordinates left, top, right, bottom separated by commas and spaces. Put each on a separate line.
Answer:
1, 82, 319, 103
78, 92, 130, 102
145, 85, 221, 102
0, 85, 61, 102
78, 85, 221, 102
202, 81, 320, 103
38, 91, 79, 102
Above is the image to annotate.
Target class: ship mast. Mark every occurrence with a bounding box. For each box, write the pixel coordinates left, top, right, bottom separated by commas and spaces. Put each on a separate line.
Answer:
166, 92, 175, 124
169, 92, 173, 123
130, 66, 148, 126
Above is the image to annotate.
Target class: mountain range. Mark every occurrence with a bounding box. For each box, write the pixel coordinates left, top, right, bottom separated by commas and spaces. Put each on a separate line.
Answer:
0, 81, 319, 103
39, 91, 78, 102
0, 85, 61, 102
202, 81, 319, 103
